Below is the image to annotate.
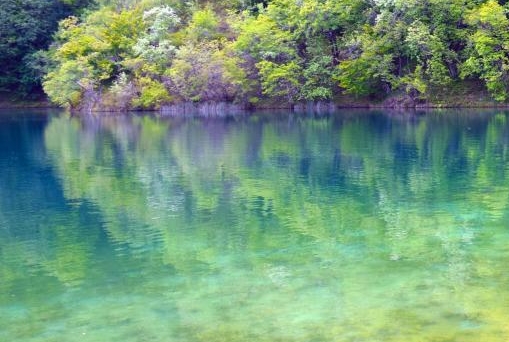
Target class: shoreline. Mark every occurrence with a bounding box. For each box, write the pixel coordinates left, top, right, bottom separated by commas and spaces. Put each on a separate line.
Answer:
4, 97, 509, 113
0, 100, 57, 110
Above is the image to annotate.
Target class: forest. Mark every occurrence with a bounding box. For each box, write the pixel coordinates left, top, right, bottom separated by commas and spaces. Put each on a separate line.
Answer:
4, 0, 509, 110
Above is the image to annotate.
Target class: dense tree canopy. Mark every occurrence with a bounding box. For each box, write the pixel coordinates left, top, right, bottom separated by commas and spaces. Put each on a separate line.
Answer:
6, 0, 509, 107
0, 0, 94, 97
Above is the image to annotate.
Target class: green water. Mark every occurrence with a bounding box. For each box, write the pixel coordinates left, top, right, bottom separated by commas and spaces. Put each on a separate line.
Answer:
1, 109, 509, 341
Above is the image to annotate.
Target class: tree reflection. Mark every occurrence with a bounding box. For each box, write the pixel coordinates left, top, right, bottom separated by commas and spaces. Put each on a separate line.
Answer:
2, 109, 509, 340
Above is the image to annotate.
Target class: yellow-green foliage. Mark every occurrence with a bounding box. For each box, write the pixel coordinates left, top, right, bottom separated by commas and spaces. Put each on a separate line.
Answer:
43, 60, 91, 107
461, 0, 509, 102
186, 7, 221, 42
132, 77, 171, 109
42, 0, 509, 109
257, 61, 302, 103
44, 8, 144, 108
168, 40, 249, 102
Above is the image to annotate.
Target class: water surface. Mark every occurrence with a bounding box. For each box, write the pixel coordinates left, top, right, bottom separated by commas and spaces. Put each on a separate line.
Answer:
1, 109, 509, 341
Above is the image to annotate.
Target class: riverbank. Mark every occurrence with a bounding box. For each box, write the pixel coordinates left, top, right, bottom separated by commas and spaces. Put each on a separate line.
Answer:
0, 93, 56, 109
4, 82, 509, 113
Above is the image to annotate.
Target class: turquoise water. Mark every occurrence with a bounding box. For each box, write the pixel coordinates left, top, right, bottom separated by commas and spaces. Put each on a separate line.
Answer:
1, 109, 509, 341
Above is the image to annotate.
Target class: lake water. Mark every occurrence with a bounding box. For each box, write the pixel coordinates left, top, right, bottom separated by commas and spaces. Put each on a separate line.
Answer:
1, 109, 509, 341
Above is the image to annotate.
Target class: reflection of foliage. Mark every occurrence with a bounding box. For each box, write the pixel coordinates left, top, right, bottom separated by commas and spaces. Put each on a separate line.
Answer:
4, 110, 509, 340
43, 111, 509, 256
